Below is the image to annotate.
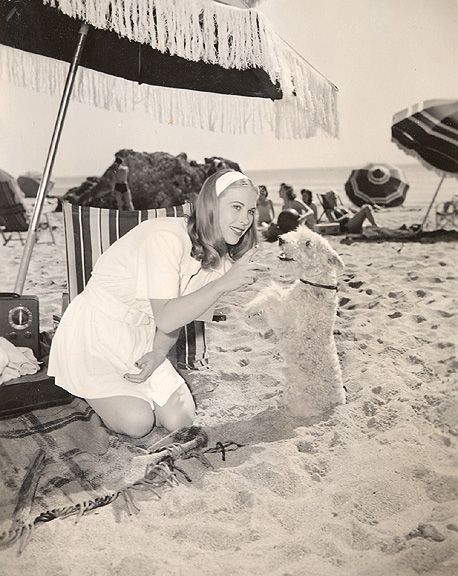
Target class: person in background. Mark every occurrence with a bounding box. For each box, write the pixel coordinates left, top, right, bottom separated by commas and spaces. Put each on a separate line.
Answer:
279, 185, 316, 230
300, 189, 318, 221
324, 190, 378, 233
262, 208, 306, 242
278, 182, 289, 203
256, 185, 275, 227
113, 158, 135, 211
280, 185, 307, 215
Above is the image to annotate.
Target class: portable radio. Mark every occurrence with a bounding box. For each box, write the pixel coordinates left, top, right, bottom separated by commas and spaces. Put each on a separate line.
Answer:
0, 292, 74, 418
0, 292, 41, 359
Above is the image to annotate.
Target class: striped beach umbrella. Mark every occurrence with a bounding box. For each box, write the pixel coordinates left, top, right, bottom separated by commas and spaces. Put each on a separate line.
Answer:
391, 100, 458, 175
344, 163, 409, 208
391, 99, 458, 228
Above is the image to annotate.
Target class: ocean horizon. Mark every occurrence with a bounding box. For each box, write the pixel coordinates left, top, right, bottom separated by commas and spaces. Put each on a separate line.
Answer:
50, 162, 456, 209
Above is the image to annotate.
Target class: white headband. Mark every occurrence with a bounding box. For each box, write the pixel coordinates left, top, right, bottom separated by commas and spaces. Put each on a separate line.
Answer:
215, 171, 253, 197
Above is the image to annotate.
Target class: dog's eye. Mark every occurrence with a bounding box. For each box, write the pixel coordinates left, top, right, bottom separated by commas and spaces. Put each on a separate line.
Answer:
305, 240, 311, 247
278, 237, 285, 246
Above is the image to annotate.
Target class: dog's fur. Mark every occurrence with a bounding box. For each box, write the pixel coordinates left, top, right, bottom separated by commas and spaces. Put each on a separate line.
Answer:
248, 226, 346, 419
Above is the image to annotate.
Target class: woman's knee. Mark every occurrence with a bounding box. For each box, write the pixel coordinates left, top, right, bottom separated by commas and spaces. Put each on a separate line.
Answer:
155, 386, 196, 432
159, 408, 195, 433
159, 400, 196, 432
114, 412, 156, 438
87, 396, 156, 438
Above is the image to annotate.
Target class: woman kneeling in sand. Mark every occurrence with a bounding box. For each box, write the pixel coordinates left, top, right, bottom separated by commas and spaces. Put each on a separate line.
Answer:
49, 170, 264, 437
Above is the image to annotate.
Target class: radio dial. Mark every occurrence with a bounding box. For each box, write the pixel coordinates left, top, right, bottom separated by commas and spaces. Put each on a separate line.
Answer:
8, 306, 33, 330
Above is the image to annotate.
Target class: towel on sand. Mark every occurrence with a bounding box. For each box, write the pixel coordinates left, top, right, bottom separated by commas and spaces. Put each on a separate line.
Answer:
341, 227, 458, 244
0, 337, 40, 384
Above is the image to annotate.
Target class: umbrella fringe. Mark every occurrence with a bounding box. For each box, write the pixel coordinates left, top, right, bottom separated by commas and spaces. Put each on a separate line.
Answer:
391, 138, 458, 181
0, 44, 338, 138
43, 0, 290, 77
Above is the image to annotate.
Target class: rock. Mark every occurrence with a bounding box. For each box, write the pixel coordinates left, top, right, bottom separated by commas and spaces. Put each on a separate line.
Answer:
407, 523, 446, 542
388, 311, 402, 319
63, 151, 241, 209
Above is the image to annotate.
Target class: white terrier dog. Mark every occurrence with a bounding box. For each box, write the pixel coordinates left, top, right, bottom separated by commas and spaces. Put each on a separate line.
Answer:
248, 226, 346, 419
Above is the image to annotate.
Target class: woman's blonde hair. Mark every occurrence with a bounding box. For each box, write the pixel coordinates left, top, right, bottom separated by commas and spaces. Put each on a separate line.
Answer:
187, 168, 258, 269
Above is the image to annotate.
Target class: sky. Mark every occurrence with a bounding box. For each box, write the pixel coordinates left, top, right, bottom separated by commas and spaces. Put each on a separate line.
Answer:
0, 0, 457, 177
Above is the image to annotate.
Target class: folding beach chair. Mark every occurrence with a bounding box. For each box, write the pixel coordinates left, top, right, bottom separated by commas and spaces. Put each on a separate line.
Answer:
435, 195, 458, 229
0, 170, 55, 246
62, 201, 211, 370
317, 191, 345, 223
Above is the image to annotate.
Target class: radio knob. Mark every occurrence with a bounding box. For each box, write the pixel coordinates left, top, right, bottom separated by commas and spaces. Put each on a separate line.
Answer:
8, 332, 17, 340
24, 331, 32, 339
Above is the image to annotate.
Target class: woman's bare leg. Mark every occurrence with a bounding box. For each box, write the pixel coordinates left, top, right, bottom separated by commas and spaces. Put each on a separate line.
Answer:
363, 205, 377, 225
154, 384, 196, 432
86, 383, 195, 437
86, 396, 156, 438
347, 205, 376, 232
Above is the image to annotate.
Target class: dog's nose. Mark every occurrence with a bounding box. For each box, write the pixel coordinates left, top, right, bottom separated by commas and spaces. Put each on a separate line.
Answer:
278, 251, 295, 262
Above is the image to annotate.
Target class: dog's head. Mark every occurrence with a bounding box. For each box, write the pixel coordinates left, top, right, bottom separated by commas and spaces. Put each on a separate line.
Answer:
276, 226, 344, 282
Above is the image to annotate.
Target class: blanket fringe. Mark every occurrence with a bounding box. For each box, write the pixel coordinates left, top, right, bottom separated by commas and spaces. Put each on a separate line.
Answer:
0, 430, 236, 554
0, 464, 172, 554
0, 0, 339, 138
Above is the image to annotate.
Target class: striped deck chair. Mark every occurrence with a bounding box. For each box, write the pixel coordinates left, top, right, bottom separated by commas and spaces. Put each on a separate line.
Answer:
62, 201, 209, 370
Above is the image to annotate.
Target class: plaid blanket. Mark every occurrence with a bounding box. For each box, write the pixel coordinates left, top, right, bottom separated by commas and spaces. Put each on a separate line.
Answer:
0, 399, 212, 553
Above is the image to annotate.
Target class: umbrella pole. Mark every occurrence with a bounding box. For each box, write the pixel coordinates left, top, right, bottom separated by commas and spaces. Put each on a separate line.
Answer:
14, 23, 90, 295
420, 174, 445, 231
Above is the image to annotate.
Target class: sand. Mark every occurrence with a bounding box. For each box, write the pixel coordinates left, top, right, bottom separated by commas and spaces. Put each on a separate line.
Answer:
1, 200, 457, 576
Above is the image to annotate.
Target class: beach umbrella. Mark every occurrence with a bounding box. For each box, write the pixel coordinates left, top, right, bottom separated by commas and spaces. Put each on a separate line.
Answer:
391, 99, 458, 228
18, 173, 54, 198
344, 163, 409, 208
0, 0, 338, 294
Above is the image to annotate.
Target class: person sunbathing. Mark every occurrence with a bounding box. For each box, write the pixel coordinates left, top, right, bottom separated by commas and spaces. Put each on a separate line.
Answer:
48, 169, 267, 438
324, 190, 378, 233
256, 185, 275, 227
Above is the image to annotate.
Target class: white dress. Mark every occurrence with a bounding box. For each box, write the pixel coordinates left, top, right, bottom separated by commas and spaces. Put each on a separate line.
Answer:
48, 218, 230, 408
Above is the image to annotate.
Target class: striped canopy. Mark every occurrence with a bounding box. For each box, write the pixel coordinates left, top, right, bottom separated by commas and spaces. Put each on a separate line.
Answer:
391, 100, 458, 176
345, 163, 409, 208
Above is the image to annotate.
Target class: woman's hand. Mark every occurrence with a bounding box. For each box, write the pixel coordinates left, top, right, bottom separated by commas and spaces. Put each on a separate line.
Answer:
123, 351, 165, 383
217, 247, 268, 293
